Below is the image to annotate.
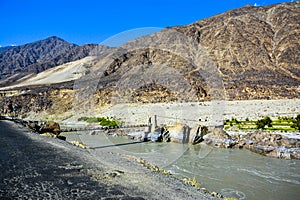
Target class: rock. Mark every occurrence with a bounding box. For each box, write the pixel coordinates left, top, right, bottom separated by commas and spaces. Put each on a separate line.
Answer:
276, 147, 291, 159
166, 123, 190, 143
27, 121, 41, 132
128, 131, 144, 140
274, 134, 282, 141
225, 140, 237, 148
40, 132, 55, 138
238, 131, 300, 159
104, 170, 124, 179
251, 145, 276, 156
39, 121, 61, 136
162, 131, 170, 142
56, 135, 66, 141
89, 130, 97, 135
281, 138, 291, 147
150, 132, 162, 142
189, 126, 208, 144
201, 126, 238, 148
205, 126, 230, 139
237, 141, 246, 149
204, 126, 231, 143
159, 127, 171, 142
290, 150, 300, 159
210, 192, 223, 198
246, 140, 255, 145
40, 132, 66, 141
71, 141, 91, 149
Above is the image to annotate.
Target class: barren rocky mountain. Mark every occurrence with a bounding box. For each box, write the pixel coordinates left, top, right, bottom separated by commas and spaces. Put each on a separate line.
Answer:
0, 46, 13, 53
173, 2, 300, 100
94, 2, 299, 102
0, 36, 110, 87
0, 2, 299, 118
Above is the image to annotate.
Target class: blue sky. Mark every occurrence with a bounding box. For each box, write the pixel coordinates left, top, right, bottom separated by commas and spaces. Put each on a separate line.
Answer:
0, 0, 293, 46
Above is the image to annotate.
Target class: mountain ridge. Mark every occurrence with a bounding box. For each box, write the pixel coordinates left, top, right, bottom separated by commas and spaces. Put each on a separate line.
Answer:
0, 36, 110, 87
0, 2, 299, 118
0, 46, 14, 53
171, 2, 300, 99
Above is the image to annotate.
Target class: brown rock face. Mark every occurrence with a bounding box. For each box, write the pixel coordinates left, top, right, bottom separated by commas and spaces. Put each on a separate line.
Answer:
83, 2, 299, 104
0, 2, 299, 118
0, 86, 74, 119
172, 2, 300, 100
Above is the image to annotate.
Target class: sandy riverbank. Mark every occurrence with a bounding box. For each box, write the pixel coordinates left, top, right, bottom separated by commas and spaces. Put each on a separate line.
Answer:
69, 99, 300, 128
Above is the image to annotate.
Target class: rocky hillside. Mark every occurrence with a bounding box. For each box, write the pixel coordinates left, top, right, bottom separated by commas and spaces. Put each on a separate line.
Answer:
0, 46, 13, 53
0, 2, 299, 119
90, 2, 299, 102
173, 2, 300, 100
0, 37, 109, 87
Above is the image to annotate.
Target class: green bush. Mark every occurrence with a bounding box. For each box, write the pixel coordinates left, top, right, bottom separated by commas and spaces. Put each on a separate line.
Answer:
291, 114, 300, 131
233, 118, 240, 124
78, 116, 121, 127
78, 116, 89, 121
87, 117, 101, 123
264, 116, 273, 127
256, 119, 266, 129
256, 116, 272, 129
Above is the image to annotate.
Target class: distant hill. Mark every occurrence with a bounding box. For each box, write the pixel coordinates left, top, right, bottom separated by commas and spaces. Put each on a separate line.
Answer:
0, 46, 13, 53
0, 36, 110, 87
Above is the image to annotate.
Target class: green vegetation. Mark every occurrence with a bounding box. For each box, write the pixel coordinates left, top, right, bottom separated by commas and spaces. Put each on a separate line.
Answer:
224, 115, 300, 132
78, 116, 122, 127
256, 116, 272, 129
291, 114, 300, 131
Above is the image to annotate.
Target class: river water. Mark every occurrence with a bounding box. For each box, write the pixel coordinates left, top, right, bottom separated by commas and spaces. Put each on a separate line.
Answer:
63, 132, 300, 200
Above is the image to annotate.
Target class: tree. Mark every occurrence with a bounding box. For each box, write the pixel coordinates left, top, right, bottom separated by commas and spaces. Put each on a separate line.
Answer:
256, 119, 266, 129
296, 114, 300, 121
256, 116, 272, 129
291, 114, 300, 131
263, 116, 272, 127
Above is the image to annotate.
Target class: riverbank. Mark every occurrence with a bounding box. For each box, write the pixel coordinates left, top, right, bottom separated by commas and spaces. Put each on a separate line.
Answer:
80, 99, 300, 127
59, 128, 300, 200
204, 129, 300, 159
0, 120, 218, 199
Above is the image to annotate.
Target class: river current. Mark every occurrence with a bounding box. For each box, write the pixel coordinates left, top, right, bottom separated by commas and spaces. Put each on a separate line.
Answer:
63, 132, 300, 200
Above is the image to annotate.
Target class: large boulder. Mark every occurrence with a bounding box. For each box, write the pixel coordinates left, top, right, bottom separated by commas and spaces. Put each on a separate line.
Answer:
27, 121, 41, 132
166, 123, 190, 143
128, 131, 144, 140
39, 121, 61, 136
189, 125, 208, 144
203, 126, 235, 148
204, 126, 230, 140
